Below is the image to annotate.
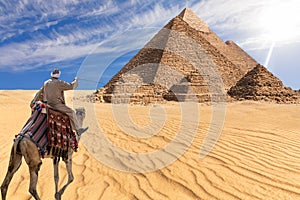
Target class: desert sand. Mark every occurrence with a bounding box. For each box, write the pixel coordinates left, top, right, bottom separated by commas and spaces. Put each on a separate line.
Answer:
1, 90, 300, 199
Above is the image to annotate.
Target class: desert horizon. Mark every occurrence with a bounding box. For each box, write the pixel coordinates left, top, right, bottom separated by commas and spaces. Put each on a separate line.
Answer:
1, 90, 300, 199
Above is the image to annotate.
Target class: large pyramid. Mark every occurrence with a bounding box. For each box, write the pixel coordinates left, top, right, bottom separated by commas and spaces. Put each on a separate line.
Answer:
95, 8, 259, 104
228, 64, 299, 103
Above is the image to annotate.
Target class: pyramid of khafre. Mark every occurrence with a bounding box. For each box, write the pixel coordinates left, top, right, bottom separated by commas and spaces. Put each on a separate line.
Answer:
228, 64, 299, 103
95, 8, 259, 104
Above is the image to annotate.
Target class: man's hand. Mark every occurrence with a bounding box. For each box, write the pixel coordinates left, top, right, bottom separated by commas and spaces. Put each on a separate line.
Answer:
72, 77, 79, 89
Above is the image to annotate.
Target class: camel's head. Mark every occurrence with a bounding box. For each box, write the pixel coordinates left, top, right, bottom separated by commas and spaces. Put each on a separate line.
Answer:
75, 107, 86, 130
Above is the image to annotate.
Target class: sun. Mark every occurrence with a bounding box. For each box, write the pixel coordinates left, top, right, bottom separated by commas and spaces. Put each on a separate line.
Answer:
260, 0, 300, 42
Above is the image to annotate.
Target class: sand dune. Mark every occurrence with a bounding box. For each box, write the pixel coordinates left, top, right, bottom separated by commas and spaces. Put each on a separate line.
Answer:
1, 90, 300, 199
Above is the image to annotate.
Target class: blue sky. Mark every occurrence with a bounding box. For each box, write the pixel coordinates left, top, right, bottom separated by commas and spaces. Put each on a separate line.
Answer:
0, 0, 299, 89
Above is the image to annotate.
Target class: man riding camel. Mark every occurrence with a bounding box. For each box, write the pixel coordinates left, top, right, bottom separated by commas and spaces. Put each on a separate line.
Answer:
31, 68, 88, 136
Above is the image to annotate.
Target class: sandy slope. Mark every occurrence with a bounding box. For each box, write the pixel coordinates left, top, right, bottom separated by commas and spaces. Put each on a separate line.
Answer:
0, 90, 300, 200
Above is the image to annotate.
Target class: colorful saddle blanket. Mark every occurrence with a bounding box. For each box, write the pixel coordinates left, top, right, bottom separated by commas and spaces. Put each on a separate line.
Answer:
16, 103, 78, 159
17, 108, 48, 155
47, 107, 78, 159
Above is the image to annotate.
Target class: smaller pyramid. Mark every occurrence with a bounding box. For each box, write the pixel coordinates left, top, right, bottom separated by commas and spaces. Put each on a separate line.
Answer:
228, 64, 299, 103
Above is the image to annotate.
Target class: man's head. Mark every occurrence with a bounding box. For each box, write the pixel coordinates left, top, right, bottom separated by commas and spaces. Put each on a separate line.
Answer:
51, 68, 61, 78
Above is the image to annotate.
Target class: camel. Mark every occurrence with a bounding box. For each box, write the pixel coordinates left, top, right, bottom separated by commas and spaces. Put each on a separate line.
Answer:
1, 107, 86, 200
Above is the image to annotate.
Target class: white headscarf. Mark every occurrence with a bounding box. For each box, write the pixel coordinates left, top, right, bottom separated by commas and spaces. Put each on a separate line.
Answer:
51, 69, 61, 78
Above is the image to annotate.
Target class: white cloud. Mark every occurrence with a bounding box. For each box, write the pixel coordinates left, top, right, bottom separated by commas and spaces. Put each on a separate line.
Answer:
191, 0, 266, 30
79, 0, 120, 18
0, 42, 96, 71
190, 0, 300, 50
129, 4, 181, 28
0, 1, 122, 71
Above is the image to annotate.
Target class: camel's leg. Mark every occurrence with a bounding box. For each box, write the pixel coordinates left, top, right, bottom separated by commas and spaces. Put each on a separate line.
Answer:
53, 159, 60, 199
1, 145, 22, 200
29, 165, 41, 200
55, 157, 74, 200
20, 139, 42, 200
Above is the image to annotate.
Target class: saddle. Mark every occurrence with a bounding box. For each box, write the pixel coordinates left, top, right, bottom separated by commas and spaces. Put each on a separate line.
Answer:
47, 107, 78, 159
15, 102, 78, 160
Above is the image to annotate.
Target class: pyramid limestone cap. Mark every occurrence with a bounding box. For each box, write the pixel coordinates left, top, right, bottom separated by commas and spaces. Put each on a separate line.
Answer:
178, 8, 210, 33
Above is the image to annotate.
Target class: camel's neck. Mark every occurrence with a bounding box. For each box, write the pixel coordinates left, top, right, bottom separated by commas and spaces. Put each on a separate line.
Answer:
75, 109, 85, 128
76, 114, 84, 128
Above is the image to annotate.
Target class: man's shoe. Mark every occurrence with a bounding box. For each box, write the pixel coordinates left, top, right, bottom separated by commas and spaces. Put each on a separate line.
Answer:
77, 127, 89, 136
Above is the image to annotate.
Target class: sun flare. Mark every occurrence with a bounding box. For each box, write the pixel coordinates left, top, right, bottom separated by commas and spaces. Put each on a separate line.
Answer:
260, 0, 300, 42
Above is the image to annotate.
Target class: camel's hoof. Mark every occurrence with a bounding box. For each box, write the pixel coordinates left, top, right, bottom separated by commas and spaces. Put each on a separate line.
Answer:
55, 192, 61, 200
